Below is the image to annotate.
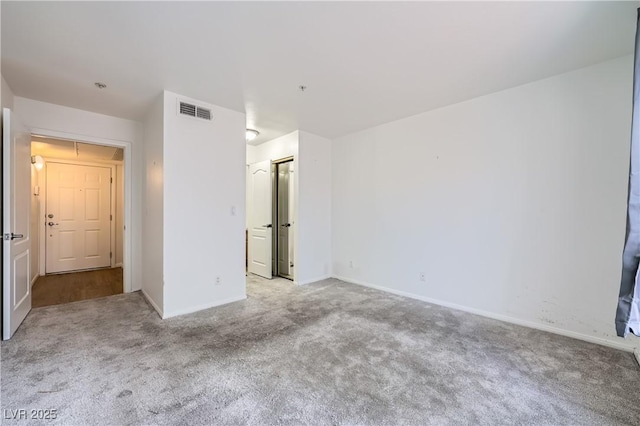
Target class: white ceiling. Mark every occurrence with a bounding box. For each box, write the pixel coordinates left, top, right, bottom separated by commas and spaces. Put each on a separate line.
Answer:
2, 2, 638, 145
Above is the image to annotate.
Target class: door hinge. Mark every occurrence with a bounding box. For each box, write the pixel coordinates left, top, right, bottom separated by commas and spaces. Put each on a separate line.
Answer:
110, 214, 113, 221
110, 177, 113, 184
110, 252, 112, 259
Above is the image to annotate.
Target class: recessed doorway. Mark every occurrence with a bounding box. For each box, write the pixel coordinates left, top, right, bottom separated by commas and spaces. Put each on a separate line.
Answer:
30, 136, 125, 307
273, 159, 294, 280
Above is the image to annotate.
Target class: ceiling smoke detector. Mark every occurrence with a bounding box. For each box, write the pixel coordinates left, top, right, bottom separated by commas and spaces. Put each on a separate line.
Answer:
94, 82, 107, 89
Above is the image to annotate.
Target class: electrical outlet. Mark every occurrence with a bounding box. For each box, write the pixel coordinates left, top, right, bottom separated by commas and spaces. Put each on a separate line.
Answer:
419, 272, 426, 282
215, 276, 221, 285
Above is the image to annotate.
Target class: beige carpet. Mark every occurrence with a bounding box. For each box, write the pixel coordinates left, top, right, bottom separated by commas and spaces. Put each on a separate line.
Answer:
32, 267, 123, 308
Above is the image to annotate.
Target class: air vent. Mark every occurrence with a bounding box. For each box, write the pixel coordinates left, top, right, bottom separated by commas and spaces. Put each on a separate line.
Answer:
179, 101, 213, 121
112, 148, 124, 161
196, 107, 212, 120
179, 102, 196, 117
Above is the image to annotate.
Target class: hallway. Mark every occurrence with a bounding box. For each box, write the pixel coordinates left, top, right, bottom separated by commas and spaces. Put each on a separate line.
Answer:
32, 267, 123, 308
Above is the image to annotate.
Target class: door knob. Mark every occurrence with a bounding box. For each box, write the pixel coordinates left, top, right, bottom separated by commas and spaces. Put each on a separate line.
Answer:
262, 224, 273, 228
48, 222, 59, 227
47, 214, 54, 218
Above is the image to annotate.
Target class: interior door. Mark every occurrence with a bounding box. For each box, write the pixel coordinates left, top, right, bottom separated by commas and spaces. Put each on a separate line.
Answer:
248, 160, 272, 279
46, 163, 112, 273
2, 108, 32, 340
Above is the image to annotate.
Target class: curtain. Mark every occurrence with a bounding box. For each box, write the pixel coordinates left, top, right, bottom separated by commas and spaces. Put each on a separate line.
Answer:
616, 8, 640, 338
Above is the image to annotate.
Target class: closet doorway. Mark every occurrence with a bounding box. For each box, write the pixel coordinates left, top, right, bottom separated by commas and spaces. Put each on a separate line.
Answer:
273, 159, 294, 280
247, 157, 295, 281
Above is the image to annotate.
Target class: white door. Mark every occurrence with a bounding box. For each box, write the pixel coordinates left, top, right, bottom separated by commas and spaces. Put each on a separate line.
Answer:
248, 160, 272, 279
46, 163, 112, 273
2, 108, 32, 340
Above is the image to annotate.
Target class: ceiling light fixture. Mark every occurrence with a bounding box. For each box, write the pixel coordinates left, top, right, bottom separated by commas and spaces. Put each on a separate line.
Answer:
94, 82, 107, 89
31, 155, 44, 171
246, 129, 260, 142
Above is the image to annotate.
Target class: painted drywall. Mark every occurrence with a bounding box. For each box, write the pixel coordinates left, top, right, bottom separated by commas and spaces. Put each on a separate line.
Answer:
29, 166, 40, 286
1, 76, 14, 112
332, 55, 638, 351
142, 94, 164, 315
247, 131, 299, 165
115, 164, 124, 266
297, 131, 332, 285
162, 91, 246, 317
13, 97, 143, 291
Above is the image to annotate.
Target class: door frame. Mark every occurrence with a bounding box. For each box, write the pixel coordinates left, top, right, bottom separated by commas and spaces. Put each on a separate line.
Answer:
40, 160, 117, 274
272, 157, 294, 280
29, 128, 133, 293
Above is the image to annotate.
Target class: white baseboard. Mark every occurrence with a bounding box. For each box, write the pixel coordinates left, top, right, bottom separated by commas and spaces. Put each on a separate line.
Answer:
296, 275, 332, 286
333, 275, 636, 353
634, 348, 640, 367
162, 294, 247, 319
30, 274, 39, 289
141, 289, 163, 319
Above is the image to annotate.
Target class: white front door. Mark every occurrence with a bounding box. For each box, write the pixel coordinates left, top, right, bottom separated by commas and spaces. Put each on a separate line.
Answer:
248, 160, 272, 279
2, 108, 32, 340
45, 162, 112, 273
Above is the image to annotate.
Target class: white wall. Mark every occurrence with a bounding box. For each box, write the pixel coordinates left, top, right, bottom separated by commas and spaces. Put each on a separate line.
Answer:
247, 131, 299, 165
14, 97, 144, 292
297, 131, 332, 284
1, 76, 14, 112
332, 55, 638, 351
142, 94, 164, 315
162, 91, 246, 317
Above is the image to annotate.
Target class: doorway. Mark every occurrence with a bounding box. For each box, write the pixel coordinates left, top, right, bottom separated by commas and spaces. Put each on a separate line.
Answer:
273, 159, 294, 280
247, 156, 296, 281
30, 136, 125, 307
3, 106, 135, 340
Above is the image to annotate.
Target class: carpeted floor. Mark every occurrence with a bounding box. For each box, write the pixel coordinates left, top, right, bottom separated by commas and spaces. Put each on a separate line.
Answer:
32, 267, 123, 308
1, 274, 639, 425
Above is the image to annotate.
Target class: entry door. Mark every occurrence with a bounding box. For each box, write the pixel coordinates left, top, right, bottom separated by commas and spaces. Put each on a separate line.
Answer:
46, 163, 112, 273
248, 160, 272, 279
2, 108, 32, 340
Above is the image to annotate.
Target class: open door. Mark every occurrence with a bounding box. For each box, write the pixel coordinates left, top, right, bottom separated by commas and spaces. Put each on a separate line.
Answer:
2, 108, 32, 340
248, 160, 272, 279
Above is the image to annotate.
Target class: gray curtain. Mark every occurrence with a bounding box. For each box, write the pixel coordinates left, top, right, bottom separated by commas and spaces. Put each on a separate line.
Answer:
616, 9, 640, 338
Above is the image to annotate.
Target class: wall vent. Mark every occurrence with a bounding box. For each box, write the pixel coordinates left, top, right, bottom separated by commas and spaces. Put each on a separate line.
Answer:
196, 107, 212, 120
179, 101, 213, 121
